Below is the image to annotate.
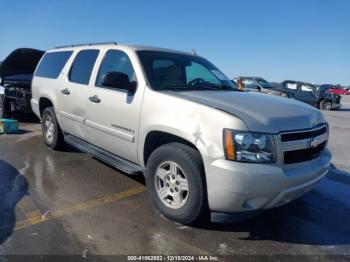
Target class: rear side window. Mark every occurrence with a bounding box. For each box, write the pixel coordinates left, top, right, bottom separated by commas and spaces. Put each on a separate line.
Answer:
35, 51, 73, 79
69, 50, 100, 85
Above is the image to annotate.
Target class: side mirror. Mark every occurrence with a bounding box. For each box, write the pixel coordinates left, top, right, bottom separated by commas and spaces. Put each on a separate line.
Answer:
101, 71, 137, 92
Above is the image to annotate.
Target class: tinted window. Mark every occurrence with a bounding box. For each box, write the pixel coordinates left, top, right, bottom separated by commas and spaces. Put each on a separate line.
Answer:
35, 51, 73, 79
96, 50, 136, 87
69, 50, 99, 85
153, 60, 175, 69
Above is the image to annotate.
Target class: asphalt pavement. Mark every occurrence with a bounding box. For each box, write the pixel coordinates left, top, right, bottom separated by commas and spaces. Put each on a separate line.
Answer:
0, 96, 349, 260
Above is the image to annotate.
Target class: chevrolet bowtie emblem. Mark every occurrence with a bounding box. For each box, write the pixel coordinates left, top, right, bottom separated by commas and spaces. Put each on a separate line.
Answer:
310, 136, 322, 148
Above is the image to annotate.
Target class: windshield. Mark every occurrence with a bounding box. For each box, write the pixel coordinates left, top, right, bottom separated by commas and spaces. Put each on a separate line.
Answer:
137, 51, 238, 91
256, 79, 272, 88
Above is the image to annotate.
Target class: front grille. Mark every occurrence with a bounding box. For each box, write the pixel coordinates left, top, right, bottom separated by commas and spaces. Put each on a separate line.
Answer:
280, 125, 328, 164
284, 141, 326, 164
281, 126, 327, 142
5, 89, 17, 98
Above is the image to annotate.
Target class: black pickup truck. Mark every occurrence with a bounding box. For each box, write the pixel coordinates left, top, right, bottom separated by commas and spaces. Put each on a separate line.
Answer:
280, 80, 341, 110
0, 48, 44, 118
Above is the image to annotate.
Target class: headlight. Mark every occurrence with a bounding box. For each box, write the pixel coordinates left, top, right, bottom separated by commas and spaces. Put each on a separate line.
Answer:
281, 93, 288, 97
223, 129, 276, 163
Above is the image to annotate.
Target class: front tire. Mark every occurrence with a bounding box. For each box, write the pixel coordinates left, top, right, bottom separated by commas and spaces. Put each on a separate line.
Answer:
320, 100, 332, 111
42, 107, 65, 149
145, 143, 207, 224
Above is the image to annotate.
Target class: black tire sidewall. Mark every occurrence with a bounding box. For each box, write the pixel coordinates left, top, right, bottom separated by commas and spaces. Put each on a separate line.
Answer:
146, 143, 206, 224
321, 100, 332, 110
42, 107, 60, 148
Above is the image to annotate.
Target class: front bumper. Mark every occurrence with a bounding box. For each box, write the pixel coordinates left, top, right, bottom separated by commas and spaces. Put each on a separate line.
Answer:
205, 149, 331, 213
4, 88, 32, 114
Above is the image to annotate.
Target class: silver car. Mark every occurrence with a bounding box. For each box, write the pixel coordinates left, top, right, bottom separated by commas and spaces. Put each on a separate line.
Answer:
31, 43, 331, 224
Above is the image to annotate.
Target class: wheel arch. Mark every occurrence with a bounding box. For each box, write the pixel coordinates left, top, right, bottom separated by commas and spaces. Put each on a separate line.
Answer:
141, 128, 206, 170
318, 99, 332, 109
39, 96, 55, 117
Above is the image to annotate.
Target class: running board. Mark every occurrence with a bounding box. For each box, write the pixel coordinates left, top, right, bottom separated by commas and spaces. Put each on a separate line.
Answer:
64, 135, 143, 175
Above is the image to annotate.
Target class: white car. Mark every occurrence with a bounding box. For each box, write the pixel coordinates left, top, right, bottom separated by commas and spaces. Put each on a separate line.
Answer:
31, 42, 331, 224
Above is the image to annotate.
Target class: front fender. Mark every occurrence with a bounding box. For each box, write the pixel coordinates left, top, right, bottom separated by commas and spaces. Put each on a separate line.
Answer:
138, 125, 209, 169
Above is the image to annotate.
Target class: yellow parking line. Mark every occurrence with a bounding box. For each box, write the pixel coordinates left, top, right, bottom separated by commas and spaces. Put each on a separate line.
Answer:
13, 186, 211, 256
17, 196, 43, 222
14, 186, 145, 231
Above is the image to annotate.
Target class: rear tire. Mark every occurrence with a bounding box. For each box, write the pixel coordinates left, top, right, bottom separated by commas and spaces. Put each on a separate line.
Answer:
145, 142, 207, 224
42, 107, 65, 149
320, 100, 332, 111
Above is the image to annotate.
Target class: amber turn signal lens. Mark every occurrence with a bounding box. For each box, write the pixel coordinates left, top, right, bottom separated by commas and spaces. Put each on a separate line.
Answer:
224, 129, 235, 160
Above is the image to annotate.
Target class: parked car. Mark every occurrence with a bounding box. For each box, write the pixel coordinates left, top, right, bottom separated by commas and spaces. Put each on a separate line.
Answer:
0, 48, 44, 118
233, 76, 290, 97
281, 80, 341, 110
320, 84, 350, 96
31, 43, 331, 224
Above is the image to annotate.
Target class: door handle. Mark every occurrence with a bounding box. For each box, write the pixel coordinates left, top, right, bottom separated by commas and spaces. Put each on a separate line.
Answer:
89, 95, 101, 103
61, 88, 70, 95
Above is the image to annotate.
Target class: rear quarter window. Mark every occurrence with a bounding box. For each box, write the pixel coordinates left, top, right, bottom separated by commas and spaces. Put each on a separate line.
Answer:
69, 49, 100, 85
35, 51, 73, 79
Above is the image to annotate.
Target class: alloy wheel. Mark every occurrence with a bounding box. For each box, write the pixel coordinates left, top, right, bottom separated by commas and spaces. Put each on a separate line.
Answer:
44, 115, 55, 143
154, 161, 189, 209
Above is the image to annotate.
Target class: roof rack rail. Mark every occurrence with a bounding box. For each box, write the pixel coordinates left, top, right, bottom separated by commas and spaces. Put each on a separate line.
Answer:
55, 42, 118, 49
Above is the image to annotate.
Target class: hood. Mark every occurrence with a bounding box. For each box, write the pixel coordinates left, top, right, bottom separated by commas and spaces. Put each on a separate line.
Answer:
166, 90, 325, 133
0, 48, 44, 80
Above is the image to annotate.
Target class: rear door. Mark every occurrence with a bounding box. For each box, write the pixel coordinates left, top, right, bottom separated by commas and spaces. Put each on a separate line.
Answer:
58, 49, 100, 139
84, 49, 143, 163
